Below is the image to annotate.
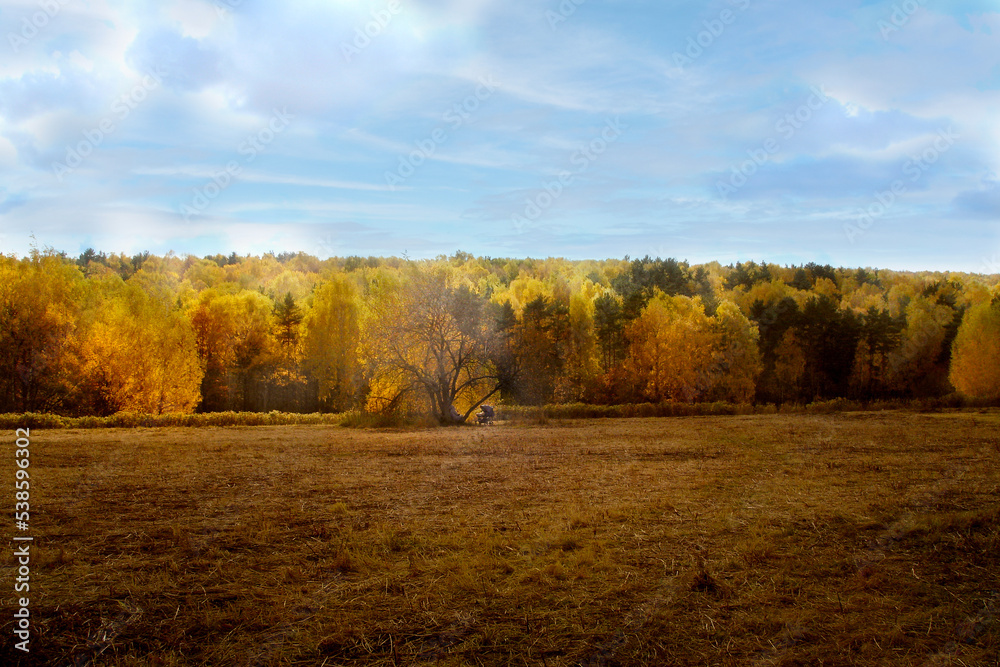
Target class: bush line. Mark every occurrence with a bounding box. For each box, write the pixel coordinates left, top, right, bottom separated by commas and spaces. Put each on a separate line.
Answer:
0, 411, 347, 430
2, 394, 997, 430
498, 394, 1000, 422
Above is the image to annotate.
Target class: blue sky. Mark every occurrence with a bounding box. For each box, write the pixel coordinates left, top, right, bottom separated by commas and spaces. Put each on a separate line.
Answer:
1, 0, 998, 271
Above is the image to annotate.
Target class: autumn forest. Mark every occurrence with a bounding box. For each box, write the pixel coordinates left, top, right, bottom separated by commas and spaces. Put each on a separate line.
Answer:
3, 249, 1000, 422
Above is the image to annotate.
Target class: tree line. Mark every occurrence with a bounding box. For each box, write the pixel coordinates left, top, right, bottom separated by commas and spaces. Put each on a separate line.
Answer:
2, 250, 998, 422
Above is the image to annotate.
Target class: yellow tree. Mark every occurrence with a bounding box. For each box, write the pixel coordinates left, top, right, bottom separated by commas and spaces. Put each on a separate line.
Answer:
886, 296, 953, 394
709, 301, 763, 403
363, 267, 508, 423
188, 290, 276, 411
558, 291, 599, 401
624, 294, 715, 403
301, 276, 361, 412
0, 251, 85, 413
949, 302, 1000, 399
189, 289, 237, 411
227, 291, 277, 410
81, 279, 203, 414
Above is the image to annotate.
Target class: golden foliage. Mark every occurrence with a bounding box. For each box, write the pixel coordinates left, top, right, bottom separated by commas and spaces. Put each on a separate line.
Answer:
624, 296, 762, 404
949, 302, 1000, 399
710, 301, 763, 403
624, 295, 716, 402
4, 249, 1000, 415
81, 281, 203, 414
0, 251, 85, 412
302, 275, 361, 411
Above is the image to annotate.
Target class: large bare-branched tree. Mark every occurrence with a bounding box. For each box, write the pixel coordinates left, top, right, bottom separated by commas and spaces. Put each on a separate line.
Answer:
365, 268, 513, 423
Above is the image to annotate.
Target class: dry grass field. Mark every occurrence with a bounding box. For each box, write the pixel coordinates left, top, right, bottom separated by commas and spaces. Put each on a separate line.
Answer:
3, 411, 999, 666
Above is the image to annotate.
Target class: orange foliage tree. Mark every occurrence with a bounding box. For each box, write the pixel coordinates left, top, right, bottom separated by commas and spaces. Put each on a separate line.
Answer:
5, 248, 999, 416
949, 301, 1000, 399
363, 268, 510, 423
623, 295, 717, 403
81, 279, 203, 414
0, 251, 85, 412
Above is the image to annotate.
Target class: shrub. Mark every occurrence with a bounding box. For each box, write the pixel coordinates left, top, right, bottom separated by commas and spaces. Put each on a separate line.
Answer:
0, 411, 346, 430
805, 398, 862, 414
2, 396, 996, 431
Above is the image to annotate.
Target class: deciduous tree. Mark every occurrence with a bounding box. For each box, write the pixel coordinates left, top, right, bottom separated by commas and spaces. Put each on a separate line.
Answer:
708, 301, 763, 403
81, 279, 203, 414
364, 268, 509, 423
0, 251, 84, 413
949, 302, 1000, 399
302, 277, 361, 412
623, 294, 715, 403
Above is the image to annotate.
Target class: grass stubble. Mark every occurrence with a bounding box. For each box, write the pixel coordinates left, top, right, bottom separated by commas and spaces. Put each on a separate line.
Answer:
1, 411, 998, 665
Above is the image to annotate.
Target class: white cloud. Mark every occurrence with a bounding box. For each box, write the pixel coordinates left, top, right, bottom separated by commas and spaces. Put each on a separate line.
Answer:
167, 0, 227, 39
0, 135, 18, 168
0, 0, 997, 269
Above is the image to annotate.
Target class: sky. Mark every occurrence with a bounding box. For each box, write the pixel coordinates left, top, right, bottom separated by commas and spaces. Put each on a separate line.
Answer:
0, 0, 999, 272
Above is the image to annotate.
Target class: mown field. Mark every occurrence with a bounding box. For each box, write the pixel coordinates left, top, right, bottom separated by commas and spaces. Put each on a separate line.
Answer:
3, 411, 999, 666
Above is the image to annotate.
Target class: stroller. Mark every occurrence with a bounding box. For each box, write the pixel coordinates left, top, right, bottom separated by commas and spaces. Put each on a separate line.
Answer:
476, 404, 495, 425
